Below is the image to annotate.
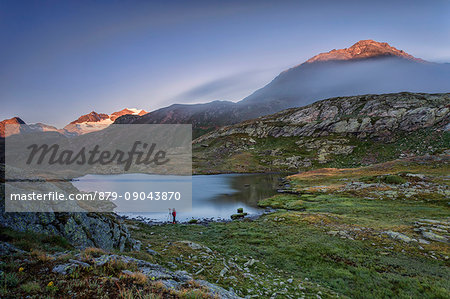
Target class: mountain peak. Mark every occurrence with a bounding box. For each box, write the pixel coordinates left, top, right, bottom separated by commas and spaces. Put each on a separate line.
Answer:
110, 108, 147, 121
69, 111, 109, 124
306, 40, 424, 63
2, 117, 25, 124
63, 108, 148, 135
0, 117, 26, 137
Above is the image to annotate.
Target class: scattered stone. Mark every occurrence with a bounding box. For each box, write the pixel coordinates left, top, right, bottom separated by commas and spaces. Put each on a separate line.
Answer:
273, 217, 285, 222
132, 240, 142, 251
419, 219, 441, 224
422, 231, 448, 243
220, 267, 228, 277
195, 268, 205, 275
244, 259, 257, 267
197, 280, 242, 298
146, 248, 159, 255
382, 231, 416, 243
68, 259, 90, 268
53, 263, 79, 275
177, 241, 213, 253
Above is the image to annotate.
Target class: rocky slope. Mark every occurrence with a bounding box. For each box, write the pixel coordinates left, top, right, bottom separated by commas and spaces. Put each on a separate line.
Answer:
0, 211, 133, 251
193, 92, 450, 173
0, 179, 135, 250
0, 236, 241, 298
119, 40, 450, 134
27, 123, 60, 133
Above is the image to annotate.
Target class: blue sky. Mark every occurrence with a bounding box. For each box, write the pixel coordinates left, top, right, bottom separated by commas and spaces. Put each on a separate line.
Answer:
1, 0, 449, 127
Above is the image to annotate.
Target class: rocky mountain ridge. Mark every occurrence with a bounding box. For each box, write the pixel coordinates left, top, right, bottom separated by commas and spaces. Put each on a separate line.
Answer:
0, 108, 148, 138
68, 111, 110, 124
64, 108, 147, 135
197, 92, 449, 142
69, 108, 147, 125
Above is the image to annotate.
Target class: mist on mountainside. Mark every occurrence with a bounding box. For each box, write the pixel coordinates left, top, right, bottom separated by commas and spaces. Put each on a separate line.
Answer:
240, 57, 450, 108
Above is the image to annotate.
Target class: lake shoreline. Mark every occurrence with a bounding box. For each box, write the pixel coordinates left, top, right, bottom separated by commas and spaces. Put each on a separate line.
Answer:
75, 172, 286, 222
118, 207, 277, 226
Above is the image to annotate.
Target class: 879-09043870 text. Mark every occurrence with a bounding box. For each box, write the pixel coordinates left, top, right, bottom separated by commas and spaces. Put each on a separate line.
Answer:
9, 191, 182, 201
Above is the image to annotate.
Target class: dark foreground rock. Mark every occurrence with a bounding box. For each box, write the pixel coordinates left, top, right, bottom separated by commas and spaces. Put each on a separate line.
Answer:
0, 211, 134, 251
0, 172, 136, 251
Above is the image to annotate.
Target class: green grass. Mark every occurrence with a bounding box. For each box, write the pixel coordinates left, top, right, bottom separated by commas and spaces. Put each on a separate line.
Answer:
137, 214, 449, 299
258, 194, 306, 210
20, 281, 41, 294
0, 226, 72, 252
0, 272, 20, 288
361, 174, 407, 184
129, 157, 450, 298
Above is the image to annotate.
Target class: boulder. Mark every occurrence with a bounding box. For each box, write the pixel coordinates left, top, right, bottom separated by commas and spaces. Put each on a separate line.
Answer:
383, 231, 416, 243
422, 231, 448, 243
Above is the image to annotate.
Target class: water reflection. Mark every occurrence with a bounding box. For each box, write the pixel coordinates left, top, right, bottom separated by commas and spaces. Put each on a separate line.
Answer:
75, 173, 285, 222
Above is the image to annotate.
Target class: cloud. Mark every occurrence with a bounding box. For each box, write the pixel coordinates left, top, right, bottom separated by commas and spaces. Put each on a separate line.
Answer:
172, 69, 280, 103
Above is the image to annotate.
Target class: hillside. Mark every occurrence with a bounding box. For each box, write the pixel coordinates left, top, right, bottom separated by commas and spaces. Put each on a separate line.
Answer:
193, 92, 450, 173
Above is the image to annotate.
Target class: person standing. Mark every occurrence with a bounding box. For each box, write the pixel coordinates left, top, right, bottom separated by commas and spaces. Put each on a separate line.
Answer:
172, 208, 176, 224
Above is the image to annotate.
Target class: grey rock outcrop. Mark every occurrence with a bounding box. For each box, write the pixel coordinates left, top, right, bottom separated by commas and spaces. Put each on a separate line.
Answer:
0, 210, 134, 251
196, 93, 449, 142
193, 92, 449, 172
0, 168, 135, 251
0, 241, 26, 255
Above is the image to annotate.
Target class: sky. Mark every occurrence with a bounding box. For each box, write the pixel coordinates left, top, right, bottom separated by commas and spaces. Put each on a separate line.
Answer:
1, 0, 449, 127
